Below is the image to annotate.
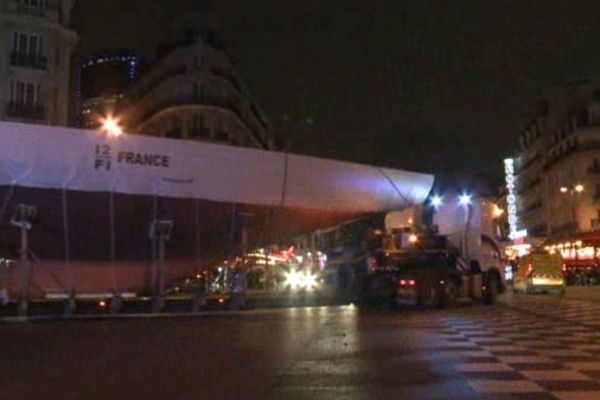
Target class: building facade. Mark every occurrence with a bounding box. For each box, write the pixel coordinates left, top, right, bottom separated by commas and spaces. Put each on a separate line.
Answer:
0, 0, 77, 126
121, 30, 277, 150
515, 82, 600, 239
75, 51, 143, 129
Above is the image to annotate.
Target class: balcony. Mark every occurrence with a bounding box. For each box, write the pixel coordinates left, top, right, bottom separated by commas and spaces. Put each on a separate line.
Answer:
7, 102, 45, 121
10, 52, 47, 70
17, 2, 46, 17
138, 94, 269, 149
0, 0, 60, 21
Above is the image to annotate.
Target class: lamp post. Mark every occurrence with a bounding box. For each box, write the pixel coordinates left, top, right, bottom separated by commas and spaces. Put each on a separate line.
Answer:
459, 194, 472, 258
149, 219, 173, 313
10, 204, 37, 317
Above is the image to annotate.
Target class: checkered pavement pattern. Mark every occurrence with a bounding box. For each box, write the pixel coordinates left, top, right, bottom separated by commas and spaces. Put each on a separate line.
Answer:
400, 297, 600, 400
503, 294, 600, 329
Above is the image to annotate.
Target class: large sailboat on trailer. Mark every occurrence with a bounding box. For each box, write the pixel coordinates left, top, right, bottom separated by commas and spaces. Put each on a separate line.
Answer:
0, 122, 434, 298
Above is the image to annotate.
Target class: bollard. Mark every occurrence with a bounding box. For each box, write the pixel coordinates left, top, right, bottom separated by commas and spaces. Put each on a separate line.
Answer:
192, 291, 207, 312
110, 293, 122, 315
64, 289, 76, 317
18, 298, 28, 318
152, 296, 164, 314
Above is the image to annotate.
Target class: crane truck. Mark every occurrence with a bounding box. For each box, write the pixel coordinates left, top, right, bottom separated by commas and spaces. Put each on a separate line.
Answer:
319, 197, 506, 308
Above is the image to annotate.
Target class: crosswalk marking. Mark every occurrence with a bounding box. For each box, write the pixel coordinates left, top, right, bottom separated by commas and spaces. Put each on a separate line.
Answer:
467, 379, 545, 393
565, 361, 600, 371
454, 362, 514, 372
396, 294, 600, 399
520, 370, 592, 381
554, 392, 600, 400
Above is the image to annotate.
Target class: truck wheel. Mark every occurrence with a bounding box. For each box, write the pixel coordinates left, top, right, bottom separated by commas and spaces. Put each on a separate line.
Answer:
441, 281, 458, 308
484, 274, 498, 305
524, 280, 533, 295
418, 287, 437, 309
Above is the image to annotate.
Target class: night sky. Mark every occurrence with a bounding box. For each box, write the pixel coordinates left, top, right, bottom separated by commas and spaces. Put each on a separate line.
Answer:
73, 1, 600, 189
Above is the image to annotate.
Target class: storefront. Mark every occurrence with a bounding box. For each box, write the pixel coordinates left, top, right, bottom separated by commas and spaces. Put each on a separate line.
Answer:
544, 232, 600, 285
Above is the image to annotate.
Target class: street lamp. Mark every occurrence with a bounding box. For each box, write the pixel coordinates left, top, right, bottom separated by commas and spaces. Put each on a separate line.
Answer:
459, 193, 472, 206
430, 195, 443, 208
100, 116, 123, 137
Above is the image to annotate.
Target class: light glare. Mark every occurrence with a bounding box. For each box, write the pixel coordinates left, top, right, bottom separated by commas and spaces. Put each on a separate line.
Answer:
284, 269, 303, 290
284, 269, 320, 291
459, 193, 471, 206
493, 204, 504, 218
101, 116, 123, 136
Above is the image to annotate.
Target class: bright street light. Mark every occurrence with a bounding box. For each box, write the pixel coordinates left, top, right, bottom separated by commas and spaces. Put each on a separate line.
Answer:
303, 271, 318, 291
284, 269, 320, 291
100, 116, 123, 137
493, 204, 504, 218
284, 269, 303, 290
459, 193, 471, 206
560, 185, 584, 194
431, 195, 442, 207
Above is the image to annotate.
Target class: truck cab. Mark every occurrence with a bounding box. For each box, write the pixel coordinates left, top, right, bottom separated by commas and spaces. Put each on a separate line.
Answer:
361, 197, 506, 308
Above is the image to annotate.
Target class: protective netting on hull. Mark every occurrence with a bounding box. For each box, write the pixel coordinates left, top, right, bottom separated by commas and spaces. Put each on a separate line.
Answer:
0, 122, 434, 297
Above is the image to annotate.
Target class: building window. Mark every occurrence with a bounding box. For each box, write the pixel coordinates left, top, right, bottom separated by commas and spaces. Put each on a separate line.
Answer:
215, 119, 229, 142
8, 80, 43, 120
190, 114, 209, 138
22, 0, 46, 8
13, 32, 43, 55
193, 83, 199, 101
578, 110, 590, 127
11, 32, 46, 69
166, 118, 183, 139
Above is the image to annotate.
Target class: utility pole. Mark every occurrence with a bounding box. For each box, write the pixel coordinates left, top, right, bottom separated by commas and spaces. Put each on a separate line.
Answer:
11, 204, 37, 317
150, 219, 173, 313
459, 194, 472, 260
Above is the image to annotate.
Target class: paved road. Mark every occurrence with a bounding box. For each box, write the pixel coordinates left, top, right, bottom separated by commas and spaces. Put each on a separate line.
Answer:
3, 295, 600, 399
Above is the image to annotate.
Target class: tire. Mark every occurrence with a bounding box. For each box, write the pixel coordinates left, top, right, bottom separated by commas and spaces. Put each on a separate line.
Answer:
441, 280, 458, 308
418, 285, 438, 309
